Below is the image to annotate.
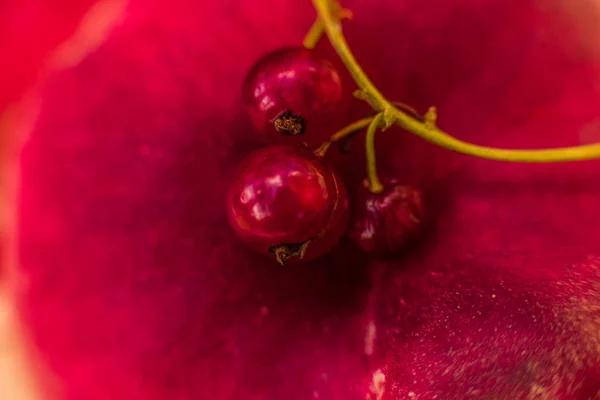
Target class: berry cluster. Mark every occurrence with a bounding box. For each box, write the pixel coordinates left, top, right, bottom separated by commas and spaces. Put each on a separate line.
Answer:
227, 0, 600, 265
227, 47, 423, 265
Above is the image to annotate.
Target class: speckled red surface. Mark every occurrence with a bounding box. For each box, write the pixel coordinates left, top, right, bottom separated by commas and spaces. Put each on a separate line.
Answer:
13, 0, 600, 399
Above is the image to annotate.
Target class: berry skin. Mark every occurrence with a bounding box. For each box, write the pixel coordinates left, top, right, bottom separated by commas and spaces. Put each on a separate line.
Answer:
242, 47, 343, 146
350, 178, 424, 255
227, 145, 348, 264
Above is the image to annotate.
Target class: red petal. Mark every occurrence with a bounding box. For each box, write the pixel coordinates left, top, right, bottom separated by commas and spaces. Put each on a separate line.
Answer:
14, 0, 600, 398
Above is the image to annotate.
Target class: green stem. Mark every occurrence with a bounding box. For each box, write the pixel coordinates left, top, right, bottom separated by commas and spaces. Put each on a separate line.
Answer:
314, 116, 374, 157
366, 113, 385, 193
303, 3, 352, 50
303, 19, 324, 49
311, 0, 600, 163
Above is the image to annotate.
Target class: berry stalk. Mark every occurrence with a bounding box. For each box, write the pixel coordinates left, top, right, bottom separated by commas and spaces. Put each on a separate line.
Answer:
314, 116, 373, 157
302, 20, 324, 49
303, 3, 352, 49
365, 113, 385, 193
313, 99, 426, 158
310, 0, 600, 163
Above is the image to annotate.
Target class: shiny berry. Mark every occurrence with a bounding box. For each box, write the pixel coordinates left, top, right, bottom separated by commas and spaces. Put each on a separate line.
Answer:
227, 145, 349, 265
349, 178, 424, 256
242, 47, 343, 146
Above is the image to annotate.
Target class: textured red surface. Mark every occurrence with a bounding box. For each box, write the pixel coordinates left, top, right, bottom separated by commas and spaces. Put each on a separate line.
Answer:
15, 0, 600, 399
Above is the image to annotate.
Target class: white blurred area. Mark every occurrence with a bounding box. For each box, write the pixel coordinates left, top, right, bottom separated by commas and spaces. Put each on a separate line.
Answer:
0, 289, 44, 400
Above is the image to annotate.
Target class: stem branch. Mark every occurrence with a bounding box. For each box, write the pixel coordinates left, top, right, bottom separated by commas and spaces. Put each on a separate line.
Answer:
366, 113, 385, 193
314, 116, 374, 157
311, 0, 600, 163
303, 19, 324, 49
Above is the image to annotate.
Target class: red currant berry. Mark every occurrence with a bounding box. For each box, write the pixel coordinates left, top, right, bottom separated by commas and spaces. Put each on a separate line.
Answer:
227, 145, 349, 265
242, 47, 343, 146
349, 179, 424, 256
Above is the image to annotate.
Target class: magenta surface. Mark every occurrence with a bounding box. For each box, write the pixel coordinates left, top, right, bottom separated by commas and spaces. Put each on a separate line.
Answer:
15, 0, 600, 399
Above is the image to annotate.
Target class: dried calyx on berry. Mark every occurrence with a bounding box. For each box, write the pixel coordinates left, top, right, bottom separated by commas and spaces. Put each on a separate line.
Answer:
272, 110, 305, 136
268, 241, 312, 266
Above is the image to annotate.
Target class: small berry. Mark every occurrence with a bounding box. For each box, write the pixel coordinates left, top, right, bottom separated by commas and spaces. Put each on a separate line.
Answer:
242, 47, 343, 146
227, 145, 348, 265
349, 178, 424, 255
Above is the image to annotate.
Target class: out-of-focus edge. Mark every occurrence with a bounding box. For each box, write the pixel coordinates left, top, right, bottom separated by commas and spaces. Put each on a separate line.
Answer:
0, 0, 128, 398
